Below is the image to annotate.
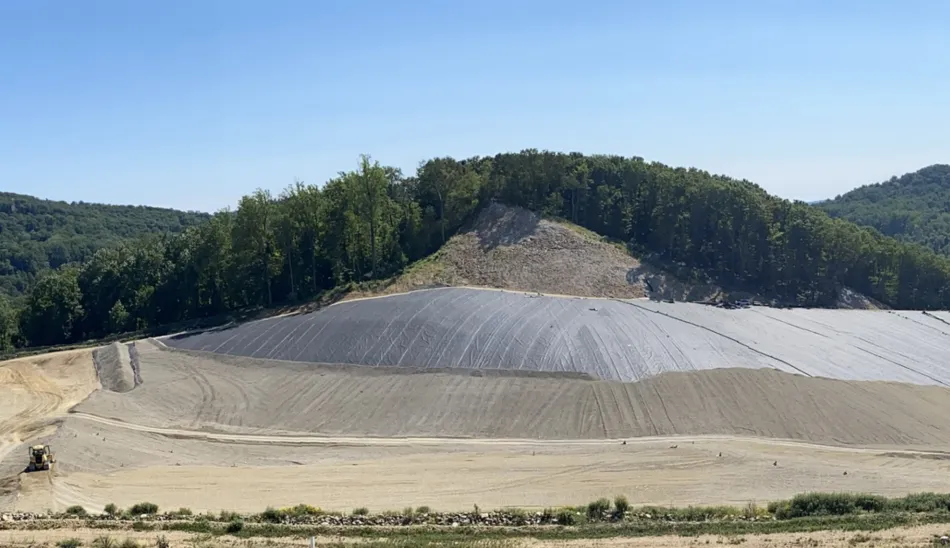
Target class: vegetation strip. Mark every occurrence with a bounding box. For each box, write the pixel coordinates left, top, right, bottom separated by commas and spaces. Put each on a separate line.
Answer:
7, 492, 950, 539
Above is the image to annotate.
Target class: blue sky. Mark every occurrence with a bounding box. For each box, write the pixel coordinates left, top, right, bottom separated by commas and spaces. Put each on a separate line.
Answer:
1, 0, 948, 212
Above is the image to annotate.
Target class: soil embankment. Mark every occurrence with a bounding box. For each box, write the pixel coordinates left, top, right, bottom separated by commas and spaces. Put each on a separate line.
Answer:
91, 343, 135, 393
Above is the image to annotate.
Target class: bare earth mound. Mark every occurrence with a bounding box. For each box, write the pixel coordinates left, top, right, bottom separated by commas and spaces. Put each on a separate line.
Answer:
370, 203, 651, 299
75, 340, 950, 446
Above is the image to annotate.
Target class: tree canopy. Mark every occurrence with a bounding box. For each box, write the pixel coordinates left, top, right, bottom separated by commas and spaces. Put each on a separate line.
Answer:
5, 151, 950, 352
815, 165, 950, 255
0, 192, 210, 297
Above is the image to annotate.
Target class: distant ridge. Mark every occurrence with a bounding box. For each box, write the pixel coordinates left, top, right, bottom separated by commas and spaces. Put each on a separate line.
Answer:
815, 164, 950, 255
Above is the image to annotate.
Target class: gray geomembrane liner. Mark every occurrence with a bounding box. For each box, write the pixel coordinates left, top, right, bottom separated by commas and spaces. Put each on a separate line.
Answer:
163, 287, 950, 386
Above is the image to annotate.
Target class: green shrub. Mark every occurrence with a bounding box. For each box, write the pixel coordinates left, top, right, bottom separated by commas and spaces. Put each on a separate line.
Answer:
129, 502, 159, 516
613, 495, 630, 518
131, 522, 154, 532
225, 519, 244, 534
776, 493, 886, 519
65, 505, 87, 517
352, 507, 369, 516
57, 539, 83, 548
886, 492, 950, 512
415, 505, 431, 514
218, 510, 240, 522
285, 504, 322, 517
507, 507, 528, 525
174, 507, 192, 517
155, 536, 169, 548
119, 539, 139, 548
103, 504, 119, 517
556, 508, 577, 526
586, 498, 611, 522
260, 507, 283, 523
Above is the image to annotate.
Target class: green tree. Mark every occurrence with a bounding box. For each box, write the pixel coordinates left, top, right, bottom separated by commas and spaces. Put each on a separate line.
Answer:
20, 267, 84, 347
107, 300, 129, 333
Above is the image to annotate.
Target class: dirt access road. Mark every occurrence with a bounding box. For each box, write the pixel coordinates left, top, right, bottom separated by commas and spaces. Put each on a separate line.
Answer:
2, 524, 950, 548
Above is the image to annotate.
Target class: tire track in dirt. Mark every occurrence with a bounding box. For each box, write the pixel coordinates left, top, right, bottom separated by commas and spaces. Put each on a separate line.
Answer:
66, 411, 950, 457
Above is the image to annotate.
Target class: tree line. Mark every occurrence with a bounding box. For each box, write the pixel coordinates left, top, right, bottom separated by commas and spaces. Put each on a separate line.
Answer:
0, 192, 209, 297
4, 150, 950, 351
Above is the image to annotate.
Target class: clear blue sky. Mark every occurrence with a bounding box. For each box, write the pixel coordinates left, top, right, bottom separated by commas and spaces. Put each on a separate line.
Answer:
2, 0, 948, 213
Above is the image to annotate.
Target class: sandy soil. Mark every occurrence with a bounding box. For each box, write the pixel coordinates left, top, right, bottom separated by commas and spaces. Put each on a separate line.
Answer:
73, 341, 950, 446
0, 348, 98, 511
10, 413, 950, 514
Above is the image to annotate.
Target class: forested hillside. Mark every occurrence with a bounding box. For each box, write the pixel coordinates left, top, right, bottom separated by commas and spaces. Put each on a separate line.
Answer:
0, 192, 210, 297
5, 150, 950, 351
815, 165, 950, 255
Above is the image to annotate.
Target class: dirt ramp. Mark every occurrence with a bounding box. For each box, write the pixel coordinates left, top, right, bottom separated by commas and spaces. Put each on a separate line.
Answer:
91, 343, 135, 393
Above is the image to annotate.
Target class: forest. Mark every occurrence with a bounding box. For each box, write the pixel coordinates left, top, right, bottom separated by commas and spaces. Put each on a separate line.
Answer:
4, 150, 950, 351
815, 164, 950, 256
0, 192, 209, 297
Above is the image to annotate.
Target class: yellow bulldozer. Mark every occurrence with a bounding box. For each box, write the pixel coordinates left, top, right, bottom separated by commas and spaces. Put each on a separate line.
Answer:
26, 444, 54, 472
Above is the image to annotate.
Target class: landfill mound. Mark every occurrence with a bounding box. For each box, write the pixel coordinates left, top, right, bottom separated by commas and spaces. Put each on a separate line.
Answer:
164, 287, 950, 386
91, 342, 135, 393
74, 340, 950, 446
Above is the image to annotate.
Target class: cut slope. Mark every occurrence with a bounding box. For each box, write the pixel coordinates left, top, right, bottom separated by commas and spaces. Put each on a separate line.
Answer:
74, 340, 950, 446
165, 287, 950, 386
374, 203, 648, 299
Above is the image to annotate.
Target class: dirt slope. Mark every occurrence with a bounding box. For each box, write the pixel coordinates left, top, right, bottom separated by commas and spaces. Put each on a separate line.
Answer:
74, 341, 950, 446
357, 203, 655, 299
0, 349, 98, 509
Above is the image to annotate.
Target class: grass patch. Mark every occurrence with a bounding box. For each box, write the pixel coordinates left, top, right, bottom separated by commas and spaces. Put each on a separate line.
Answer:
91, 536, 116, 548
57, 539, 82, 548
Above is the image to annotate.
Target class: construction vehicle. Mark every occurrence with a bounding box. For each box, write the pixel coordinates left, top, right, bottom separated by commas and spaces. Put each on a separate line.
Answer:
26, 444, 54, 472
